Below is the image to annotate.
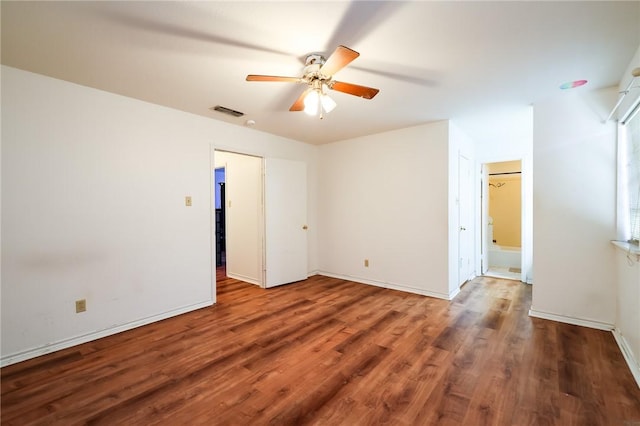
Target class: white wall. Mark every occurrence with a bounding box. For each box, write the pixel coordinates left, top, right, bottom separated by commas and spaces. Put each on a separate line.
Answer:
1, 66, 318, 365
458, 106, 533, 163
317, 121, 452, 299
531, 87, 618, 328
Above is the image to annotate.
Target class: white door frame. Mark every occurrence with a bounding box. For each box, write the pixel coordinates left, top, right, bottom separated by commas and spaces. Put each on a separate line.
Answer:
479, 158, 530, 283
480, 164, 489, 275
212, 149, 266, 288
458, 152, 474, 286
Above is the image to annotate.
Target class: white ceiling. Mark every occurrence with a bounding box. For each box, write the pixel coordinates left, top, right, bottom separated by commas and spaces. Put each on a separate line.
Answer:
2, 1, 639, 145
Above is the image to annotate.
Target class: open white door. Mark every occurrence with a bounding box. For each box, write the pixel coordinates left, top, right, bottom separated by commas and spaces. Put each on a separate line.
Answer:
264, 158, 308, 288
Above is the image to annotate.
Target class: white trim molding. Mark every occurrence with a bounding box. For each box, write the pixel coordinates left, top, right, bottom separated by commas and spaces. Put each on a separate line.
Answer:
226, 272, 261, 286
528, 309, 614, 331
528, 310, 640, 387
317, 271, 452, 300
613, 328, 640, 388
1, 300, 213, 368
448, 287, 461, 300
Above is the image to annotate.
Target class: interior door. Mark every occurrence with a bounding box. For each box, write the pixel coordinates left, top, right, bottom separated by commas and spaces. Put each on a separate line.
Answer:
264, 158, 308, 287
458, 153, 474, 285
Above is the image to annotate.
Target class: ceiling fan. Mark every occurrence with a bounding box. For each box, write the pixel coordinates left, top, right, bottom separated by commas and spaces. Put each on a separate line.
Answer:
246, 45, 380, 118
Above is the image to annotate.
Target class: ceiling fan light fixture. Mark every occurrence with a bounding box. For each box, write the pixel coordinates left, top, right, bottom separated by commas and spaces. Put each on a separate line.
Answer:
304, 89, 320, 116
304, 83, 336, 117
321, 93, 337, 113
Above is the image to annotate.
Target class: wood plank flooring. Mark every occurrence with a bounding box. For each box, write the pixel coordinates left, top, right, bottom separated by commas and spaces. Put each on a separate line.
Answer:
2, 270, 640, 425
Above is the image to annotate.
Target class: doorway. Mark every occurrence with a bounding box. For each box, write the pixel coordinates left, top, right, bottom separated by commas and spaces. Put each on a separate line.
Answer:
483, 160, 522, 281
214, 151, 264, 287
214, 167, 226, 268
212, 150, 310, 294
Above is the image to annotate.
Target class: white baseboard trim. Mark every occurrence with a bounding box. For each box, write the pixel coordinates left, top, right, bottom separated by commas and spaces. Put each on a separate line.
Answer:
528, 309, 614, 331
317, 271, 451, 300
612, 328, 640, 388
448, 287, 461, 300
226, 272, 260, 286
1, 300, 213, 368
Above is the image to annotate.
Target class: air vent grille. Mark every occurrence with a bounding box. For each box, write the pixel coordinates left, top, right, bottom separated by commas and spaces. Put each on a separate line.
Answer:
210, 105, 244, 117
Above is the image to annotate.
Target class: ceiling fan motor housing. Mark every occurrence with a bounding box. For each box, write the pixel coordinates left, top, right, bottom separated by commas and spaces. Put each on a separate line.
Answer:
304, 53, 325, 67
303, 54, 327, 82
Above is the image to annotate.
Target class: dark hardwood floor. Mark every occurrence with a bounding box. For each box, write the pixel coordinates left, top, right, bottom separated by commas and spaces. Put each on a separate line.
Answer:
2, 269, 639, 425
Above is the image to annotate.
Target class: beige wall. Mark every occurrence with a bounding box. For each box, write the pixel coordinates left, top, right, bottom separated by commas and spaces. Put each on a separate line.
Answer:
488, 161, 521, 247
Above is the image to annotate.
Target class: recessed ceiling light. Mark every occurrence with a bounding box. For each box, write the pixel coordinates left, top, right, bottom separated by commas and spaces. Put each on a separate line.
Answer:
560, 80, 588, 90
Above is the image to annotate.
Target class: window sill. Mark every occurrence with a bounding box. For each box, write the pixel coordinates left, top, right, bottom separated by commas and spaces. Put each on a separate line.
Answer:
611, 240, 640, 255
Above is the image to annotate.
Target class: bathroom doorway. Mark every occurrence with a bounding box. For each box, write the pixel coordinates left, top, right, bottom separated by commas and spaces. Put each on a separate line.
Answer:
483, 160, 522, 280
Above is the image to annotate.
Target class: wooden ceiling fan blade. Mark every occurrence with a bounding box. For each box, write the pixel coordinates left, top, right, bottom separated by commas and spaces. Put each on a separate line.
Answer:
320, 45, 359, 77
330, 81, 379, 99
289, 89, 311, 111
246, 75, 303, 83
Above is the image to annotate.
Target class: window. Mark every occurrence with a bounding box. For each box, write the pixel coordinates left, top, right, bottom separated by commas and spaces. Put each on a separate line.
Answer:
619, 100, 640, 244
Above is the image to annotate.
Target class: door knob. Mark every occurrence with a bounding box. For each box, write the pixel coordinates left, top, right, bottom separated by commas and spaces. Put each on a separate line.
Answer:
302, 225, 308, 230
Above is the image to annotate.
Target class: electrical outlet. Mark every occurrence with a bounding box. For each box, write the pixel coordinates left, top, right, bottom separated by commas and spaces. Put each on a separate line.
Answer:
185, 196, 192, 207
364, 259, 369, 267
75, 299, 86, 313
